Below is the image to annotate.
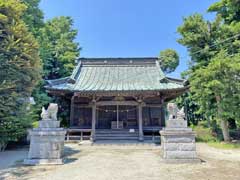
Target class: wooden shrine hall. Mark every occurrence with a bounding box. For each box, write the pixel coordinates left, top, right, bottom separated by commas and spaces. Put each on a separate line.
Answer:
46, 57, 188, 141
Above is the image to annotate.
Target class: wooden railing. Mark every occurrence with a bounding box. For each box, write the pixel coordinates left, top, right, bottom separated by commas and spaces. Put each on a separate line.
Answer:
65, 128, 92, 141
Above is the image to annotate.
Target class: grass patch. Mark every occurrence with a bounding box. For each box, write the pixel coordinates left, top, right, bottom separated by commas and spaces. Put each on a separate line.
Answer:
207, 141, 240, 149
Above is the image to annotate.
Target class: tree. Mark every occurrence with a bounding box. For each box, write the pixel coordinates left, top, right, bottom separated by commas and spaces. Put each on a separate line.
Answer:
21, 1, 80, 122
208, 0, 240, 24
21, 0, 49, 122
177, 14, 220, 70
190, 51, 240, 141
21, 0, 44, 37
37, 16, 80, 126
208, 0, 240, 56
39, 16, 80, 79
175, 92, 203, 126
159, 49, 179, 74
0, 0, 41, 150
177, 1, 240, 141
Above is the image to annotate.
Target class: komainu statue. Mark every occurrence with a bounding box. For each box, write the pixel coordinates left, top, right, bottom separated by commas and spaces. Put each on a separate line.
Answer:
40, 107, 49, 120
160, 103, 199, 162
41, 103, 58, 120
167, 103, 185, 120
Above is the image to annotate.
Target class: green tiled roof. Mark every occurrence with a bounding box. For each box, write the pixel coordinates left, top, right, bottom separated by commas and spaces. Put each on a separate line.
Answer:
46, 58, 186, 93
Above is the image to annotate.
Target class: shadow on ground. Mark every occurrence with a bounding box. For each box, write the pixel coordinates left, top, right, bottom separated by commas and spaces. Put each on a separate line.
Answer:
0, 160, 36, 180
63, 145, 81, 164
0, 145, 81, 179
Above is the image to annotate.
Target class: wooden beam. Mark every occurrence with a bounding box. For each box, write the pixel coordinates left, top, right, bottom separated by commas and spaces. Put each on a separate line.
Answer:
96, 100, 139, 106
144, 104, 163, 108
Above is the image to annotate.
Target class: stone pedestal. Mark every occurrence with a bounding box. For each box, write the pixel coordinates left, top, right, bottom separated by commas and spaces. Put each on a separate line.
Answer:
160, 118, 200, 163
24, 119, 66, 165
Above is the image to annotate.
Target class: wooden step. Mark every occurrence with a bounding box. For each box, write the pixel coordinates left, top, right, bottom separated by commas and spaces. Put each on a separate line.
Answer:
95, 129, 139, 141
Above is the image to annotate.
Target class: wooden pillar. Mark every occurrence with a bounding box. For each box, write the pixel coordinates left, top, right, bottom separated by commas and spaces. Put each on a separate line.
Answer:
91, 99, 96, 141
160, 98, 165, 127
138, 100, 144, 141
116, 104, 119, 129
70, 95, 75, 126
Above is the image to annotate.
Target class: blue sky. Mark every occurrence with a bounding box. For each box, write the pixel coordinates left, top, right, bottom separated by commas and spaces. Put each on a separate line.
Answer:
40, 0, 217, 78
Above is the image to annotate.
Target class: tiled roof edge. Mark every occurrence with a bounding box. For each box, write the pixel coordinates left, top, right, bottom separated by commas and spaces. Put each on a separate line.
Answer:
166, 76, 189, 86
46, 77, 75, 87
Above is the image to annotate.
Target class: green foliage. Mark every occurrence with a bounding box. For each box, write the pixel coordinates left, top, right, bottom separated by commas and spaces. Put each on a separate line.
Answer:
159, 49, 179, 74
39, 16, 80, 79
190, 51, 240, 121
192, 125, 217, 142
0, 0, 80, 150
208, 0, 240, 24
177, 1, 240, 141
36, 16, 80, 124
21, 1, 80, 123
177, 14, 219, 69
21, 0, 44, 37
32, 121, 39, 128
54, 96, 70, 128
31, 80, 52, 121
0, 0, 41, 150
19, 0, 49, 122
175, 92, 203, 125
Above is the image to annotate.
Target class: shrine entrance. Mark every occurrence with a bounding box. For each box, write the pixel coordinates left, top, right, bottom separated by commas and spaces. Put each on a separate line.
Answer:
96, 105, 138, 129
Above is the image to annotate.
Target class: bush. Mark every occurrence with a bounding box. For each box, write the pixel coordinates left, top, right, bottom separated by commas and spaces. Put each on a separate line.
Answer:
32, 121, 39, 128
192, 123, 218, 142
229, 129, 240, 140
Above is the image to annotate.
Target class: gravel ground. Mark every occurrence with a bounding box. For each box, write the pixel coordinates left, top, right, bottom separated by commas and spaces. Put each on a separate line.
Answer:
0, 143, 240, 180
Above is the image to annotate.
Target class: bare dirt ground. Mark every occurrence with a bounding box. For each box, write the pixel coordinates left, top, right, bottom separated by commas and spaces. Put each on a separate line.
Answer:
0, 143, 240, 180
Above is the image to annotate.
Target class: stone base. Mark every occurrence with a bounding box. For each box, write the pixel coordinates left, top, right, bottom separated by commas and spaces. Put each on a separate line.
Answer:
166, 119, 187, 128
23, 158, 63, 165
39, 120, 60, 128
28, 130, 66, 160
160, 128, 198, 161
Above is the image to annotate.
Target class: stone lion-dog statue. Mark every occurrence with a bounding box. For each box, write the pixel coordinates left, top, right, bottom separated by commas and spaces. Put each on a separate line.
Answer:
41, 103, 58, 121
167, 103, 185, 120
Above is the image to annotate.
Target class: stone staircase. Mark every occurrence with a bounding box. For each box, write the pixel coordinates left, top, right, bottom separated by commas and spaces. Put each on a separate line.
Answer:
95, 129, 139, 141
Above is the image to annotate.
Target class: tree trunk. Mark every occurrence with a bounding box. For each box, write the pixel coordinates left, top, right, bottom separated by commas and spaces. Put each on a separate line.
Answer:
220, 119, 230, 142
216, 96, 230, 142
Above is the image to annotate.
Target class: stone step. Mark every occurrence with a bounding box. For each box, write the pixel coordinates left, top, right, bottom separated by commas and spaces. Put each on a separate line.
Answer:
95, 136, 139, 140
95, 135, 139, 139
96, 131, 138, 136
92, 140, 153, 145
96, 130, 139, 133
96, 132, 139, 136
